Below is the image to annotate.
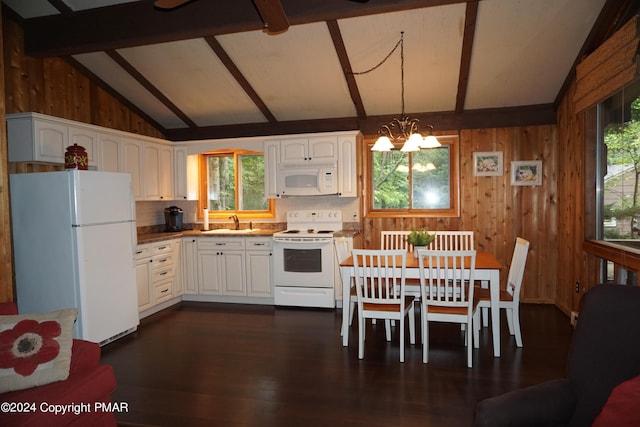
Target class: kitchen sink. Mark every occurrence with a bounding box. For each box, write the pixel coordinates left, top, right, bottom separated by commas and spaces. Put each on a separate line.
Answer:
202, 228, 261, 234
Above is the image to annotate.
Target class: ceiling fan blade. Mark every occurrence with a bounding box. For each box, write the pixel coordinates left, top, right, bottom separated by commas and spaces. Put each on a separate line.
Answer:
154, 0, 195, 10
253, 0, 290, 35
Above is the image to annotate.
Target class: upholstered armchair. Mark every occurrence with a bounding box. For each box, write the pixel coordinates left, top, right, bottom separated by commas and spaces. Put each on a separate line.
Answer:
474, 284, 640, 427
0, 302, 118, 426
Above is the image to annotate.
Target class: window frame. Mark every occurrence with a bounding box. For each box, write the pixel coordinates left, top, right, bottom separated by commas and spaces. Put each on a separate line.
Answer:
197, 149, 275, 219
364, 133, 460, 218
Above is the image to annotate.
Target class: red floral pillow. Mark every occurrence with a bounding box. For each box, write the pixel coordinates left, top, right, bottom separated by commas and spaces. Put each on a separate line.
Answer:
0, 308, 77, 393
592, 374, 640, 427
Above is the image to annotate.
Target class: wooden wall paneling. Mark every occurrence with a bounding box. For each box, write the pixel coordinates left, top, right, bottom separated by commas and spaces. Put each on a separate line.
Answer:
0, 4, 14, 303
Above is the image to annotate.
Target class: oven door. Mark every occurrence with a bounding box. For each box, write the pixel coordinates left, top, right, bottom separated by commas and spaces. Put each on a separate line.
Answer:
272, 239, 334, 288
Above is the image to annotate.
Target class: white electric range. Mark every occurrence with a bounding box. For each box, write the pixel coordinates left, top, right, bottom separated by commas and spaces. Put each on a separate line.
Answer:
272, 210, 342, 308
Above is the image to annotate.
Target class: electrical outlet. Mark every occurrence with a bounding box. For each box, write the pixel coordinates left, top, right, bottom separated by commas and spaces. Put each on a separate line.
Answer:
570, 311, 579, 327
575, 281, 580, 293
352, 210, 359, 222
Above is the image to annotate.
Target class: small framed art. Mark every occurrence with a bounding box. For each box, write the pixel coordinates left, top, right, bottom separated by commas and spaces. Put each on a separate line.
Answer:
511, 160, 542, 186
473, 152, 503, 176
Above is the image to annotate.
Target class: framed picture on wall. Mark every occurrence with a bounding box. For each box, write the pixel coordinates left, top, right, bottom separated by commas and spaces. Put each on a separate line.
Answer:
473, 151, 503, 176
511, 160, 543, 186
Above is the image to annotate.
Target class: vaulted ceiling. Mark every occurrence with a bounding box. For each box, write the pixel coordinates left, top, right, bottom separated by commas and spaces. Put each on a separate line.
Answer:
2, 0, 636, 141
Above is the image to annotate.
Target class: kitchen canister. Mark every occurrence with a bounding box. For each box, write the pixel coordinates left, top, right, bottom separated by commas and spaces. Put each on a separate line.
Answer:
64, 144, 89, 170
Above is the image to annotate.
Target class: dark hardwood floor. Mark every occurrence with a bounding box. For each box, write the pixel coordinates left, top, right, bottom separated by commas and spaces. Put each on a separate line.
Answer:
101, 302, 574, 427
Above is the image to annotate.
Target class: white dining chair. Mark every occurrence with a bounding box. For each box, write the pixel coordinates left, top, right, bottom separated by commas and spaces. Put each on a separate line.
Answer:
334, 237, 356, 333
352, 249, 416, 362
418, 249, 478, 367
474, 237, 530, 347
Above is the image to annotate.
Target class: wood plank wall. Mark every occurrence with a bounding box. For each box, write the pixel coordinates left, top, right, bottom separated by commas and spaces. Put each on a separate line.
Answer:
359, 125, 558, 304
0, 13, 165, 302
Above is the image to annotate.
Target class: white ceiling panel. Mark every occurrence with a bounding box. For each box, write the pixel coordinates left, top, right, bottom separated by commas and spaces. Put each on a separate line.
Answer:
118, 39, 268, 127
72, 51, 186, 129
465, 0, 608, 110
339, 5, 466, 116
217, 22, 356, 122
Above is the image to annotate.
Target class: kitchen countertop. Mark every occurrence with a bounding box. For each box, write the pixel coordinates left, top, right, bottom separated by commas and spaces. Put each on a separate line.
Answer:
137, 228, 360, 244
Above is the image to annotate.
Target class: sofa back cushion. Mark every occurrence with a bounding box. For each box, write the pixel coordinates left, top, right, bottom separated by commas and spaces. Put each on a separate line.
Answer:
567, 284, 640, 427
0, 308, 77, 392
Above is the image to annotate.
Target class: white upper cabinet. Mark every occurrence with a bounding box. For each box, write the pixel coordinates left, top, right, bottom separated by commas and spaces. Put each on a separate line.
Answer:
7, 113, 68, 164
263, 140, 280, 198
280, 136, 338, 165
337, 134, 359, 198
69, 126, 99, 168
174, 146, 198, 200
97, 133, 121, 173
121, 137, 144, 200
143, 142, 174, 200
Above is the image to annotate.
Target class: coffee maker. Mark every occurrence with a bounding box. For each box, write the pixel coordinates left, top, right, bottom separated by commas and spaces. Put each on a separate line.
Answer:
164, 206, 184, 231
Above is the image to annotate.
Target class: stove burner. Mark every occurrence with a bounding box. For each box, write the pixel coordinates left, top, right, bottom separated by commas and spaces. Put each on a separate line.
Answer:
283, 230, 300, 234
316, 230, 334, 234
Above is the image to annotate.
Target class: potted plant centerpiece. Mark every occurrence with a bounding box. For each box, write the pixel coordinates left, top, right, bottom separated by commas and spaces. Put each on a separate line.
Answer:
407, 228, 435, 258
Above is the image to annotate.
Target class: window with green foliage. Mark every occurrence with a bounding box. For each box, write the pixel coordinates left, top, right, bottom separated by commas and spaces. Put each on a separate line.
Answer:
367, 134, 459, 217
199, 150, 274, 218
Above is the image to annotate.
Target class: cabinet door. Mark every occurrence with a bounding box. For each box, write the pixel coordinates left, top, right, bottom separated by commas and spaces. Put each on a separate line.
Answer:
183, 237, 198, 293
122, 138, 144, 200
69, 127, 99, 168
280, 138, 308, 164
308, 136, 338, 164
220, 251, 246, 296
338, 134, 357, 197
246, 251, 272, 297
135, 257, 152, 312
264, 140, 280, 198
143, 143, 161, 200
173, 239, 184, 297
159, 145, 174, 200
198, 251, 222, 294
98, 133, 121, 172
35, 119, 67, 163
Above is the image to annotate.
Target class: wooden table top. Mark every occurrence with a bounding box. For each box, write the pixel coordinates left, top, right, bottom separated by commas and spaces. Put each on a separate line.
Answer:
339, 251, 504, 270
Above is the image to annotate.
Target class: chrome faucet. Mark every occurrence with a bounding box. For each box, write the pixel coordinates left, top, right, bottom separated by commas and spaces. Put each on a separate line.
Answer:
229, 215, 240, 230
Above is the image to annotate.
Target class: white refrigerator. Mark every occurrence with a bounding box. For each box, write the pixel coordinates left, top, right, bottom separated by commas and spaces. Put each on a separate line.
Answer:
10, 170, 139, 345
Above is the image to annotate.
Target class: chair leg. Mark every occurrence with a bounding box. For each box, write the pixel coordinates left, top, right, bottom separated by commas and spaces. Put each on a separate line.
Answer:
399, 317, 405, 363
349, 300, 355, 326
422, 311, 429, 364
409, 306, 416, 345
473, 311, 480, 349
385, 320, 392, 341
358, 314, 365, 359
512, 307, 523, 347
467, 319, 473, 368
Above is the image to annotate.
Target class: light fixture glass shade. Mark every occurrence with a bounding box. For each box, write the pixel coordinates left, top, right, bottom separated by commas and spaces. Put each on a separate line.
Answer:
400, 133, 423, 152
421, 134, 441, 148
371, 135, 394, 151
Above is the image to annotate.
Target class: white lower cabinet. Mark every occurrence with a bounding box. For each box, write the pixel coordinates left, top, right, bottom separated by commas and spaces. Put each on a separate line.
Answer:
136, 239, 181, 317
184, 236, 273, 301
245, 237, 273, 297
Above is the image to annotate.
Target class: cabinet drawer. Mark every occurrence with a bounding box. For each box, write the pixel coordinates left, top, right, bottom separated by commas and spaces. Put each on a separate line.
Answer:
154, 282, 173, 303
152, 253, 175, 269
246, 237, 272, 250
151, 265, 174, 283
151, 241, 174, 256
198, 237, 245, 250
135, 245, 151, 260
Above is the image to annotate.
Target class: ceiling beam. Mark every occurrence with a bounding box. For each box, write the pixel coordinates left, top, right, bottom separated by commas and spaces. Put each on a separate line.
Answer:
23, 0, 469, 57
105, 50, 196, 128
163, 103, 556, 141
204, 36, 277, 124
327, 19, 367, 119
455, 0, 478, 113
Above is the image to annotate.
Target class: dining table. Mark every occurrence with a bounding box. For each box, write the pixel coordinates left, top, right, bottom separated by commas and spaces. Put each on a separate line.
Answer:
339, 251, 505, 357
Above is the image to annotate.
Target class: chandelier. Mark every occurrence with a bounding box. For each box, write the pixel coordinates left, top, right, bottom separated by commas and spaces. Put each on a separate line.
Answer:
366, 32, 441, 152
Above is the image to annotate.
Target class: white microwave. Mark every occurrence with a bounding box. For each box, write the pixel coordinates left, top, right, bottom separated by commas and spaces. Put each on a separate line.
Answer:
277, 164, 338, 196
